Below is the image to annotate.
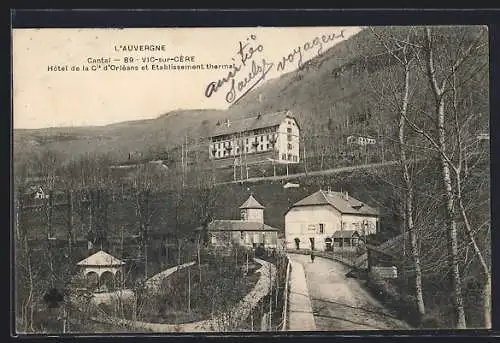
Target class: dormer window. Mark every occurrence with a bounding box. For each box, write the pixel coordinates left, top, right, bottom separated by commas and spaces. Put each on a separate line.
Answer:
352, 204, 364, 210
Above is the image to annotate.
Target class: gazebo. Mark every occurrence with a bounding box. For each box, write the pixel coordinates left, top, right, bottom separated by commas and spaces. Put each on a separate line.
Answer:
77, 250, 125, 292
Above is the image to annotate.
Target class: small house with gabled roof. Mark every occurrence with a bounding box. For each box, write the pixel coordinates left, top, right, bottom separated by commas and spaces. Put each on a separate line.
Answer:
285, 189, 379, 251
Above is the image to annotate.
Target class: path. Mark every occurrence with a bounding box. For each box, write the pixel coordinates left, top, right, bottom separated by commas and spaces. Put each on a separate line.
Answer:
91, 258, 275, 332
89, 261, 196, 306
144, 261, 196, 291
287, 260, 316, 331
216, 160, 399, 185
288, 254, 410, 331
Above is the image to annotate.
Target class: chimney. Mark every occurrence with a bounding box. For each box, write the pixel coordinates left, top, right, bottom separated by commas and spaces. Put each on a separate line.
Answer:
345, 191, 349, 201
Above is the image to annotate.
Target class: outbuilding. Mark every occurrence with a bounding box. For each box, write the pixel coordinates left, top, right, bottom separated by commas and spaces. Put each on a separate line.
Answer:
77, 250, 125, 292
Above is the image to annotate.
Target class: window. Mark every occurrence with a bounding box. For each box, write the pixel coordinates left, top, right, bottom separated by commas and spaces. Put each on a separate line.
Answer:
288, 154, 292, 160
319, 224, 324, 234
246, 138, 249, 144
282, 153, 286, 160
260, 136, 264, 142
288, 143, 293, 150
267, 143, 270, 149
217, 143, 220, 148
246, 146, 249, 152
240, 231, 244, 240
211, 234, 217, 244
287, 127, 292, 133
293, 155, 298, 162
217, 151, 221, 157
287, 135, 293, 141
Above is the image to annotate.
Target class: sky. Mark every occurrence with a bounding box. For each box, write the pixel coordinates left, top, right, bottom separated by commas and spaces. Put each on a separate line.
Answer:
13, 26, 361, 129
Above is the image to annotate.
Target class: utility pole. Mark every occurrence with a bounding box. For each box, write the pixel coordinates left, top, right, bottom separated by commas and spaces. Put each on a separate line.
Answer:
233, 160, 236, 182
181, 143, 185, 188
302, 137, 308, 176
88, 190, 93, 252
67, 189, 74, 258
47, 189, 55, 287
187, 267, 191, 313
268, 265, 272, 330
246, 252, 249, 275
184, 135, 189, 187
121, 226, 124, 256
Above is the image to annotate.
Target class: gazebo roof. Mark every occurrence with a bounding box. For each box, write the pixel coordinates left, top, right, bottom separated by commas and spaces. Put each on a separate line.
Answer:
77, 250, 125, 267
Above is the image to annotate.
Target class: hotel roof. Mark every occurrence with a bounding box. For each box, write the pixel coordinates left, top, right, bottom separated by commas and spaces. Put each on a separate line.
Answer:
211, 110, 294, 137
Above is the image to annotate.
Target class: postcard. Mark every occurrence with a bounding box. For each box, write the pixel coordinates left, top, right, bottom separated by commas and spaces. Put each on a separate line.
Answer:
12, 23, 491, 334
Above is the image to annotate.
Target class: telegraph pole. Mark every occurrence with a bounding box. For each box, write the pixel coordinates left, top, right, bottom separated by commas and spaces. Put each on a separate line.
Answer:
67, 190, 74, 258
181, 143, 185, 188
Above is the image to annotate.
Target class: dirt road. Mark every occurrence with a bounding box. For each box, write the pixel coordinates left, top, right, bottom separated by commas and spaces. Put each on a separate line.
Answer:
289, 254, 410, 331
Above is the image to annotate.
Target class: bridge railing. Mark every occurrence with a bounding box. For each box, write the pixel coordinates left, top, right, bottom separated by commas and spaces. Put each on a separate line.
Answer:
280, 258, 291, 331
286, 248, 368, 271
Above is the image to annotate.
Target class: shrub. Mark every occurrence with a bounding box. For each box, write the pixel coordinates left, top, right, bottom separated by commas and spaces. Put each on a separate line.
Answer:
366, 274, 423, 327
255, 246, 266, 258
419, 313, 445, 329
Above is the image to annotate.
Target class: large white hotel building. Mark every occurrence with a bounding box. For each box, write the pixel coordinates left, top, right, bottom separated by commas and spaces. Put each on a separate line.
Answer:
208, 110, 300, 167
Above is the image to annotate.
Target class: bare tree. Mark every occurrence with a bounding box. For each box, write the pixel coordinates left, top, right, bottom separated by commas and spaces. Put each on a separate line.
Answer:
371, 26, 426, 320
14, 172, 36, 332
399, 26, 488, 328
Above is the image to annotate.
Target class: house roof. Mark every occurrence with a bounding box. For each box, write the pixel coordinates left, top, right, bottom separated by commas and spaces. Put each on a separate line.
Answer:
332, 230, 360, 238
77, 250, 125, 266
211, 111, 294, 137
205, 220, 279, 232
289, 190, 379, 216
239, 194, 265, 209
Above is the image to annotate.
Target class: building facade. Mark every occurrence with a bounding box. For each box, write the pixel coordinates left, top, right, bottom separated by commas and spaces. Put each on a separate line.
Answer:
347, 135, 377, 146
204, 195, 279, 249
284, 189, 379, 251
208, 111, 300, 166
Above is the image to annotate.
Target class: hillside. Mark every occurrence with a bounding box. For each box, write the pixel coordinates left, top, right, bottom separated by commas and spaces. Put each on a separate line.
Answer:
14, 26, 488, 170
14, 109, 228, 162
13, 28, 396, 163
